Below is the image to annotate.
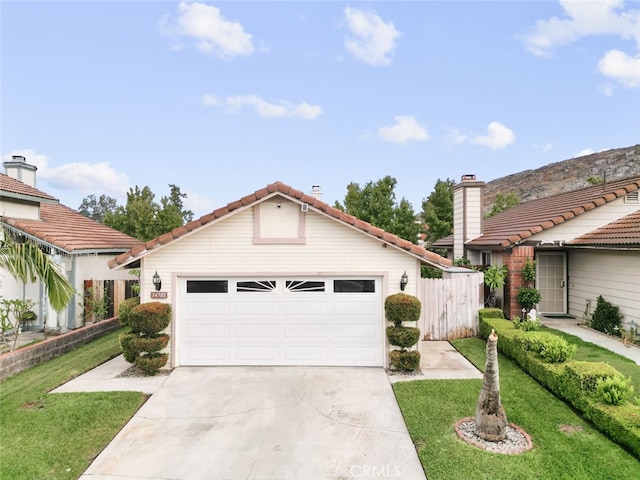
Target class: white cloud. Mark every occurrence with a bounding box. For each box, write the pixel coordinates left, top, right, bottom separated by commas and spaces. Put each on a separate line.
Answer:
343, 7, 401, 66
3, 149, 129, 198
377, 116, 429, 144
444, 126, 468, 145
202, 94, 322, 120
470, 122, 515, 150
598, 49, 640, 87
522, 1, 640, 88
160, 1, 254, 59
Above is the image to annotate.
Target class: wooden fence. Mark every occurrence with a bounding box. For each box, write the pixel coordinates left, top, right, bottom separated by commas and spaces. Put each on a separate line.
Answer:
418, 271, 484, 340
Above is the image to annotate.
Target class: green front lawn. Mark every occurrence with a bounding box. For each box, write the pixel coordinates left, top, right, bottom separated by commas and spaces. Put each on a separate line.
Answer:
394, 337, 640, 480
0, 329, 146, 480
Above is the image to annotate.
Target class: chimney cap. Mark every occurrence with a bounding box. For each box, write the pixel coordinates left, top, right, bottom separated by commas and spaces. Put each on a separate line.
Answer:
461, 174, 476, 181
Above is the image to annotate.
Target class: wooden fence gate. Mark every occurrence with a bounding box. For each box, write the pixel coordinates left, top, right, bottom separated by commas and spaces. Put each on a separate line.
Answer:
418, 271, 484, 340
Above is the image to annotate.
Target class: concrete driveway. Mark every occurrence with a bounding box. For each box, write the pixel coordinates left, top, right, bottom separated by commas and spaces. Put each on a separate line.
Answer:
80, 366, 426, 480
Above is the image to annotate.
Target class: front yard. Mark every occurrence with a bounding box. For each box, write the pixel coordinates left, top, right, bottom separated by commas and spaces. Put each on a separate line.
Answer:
394, 336, 640, 480
0, 328, 146, 480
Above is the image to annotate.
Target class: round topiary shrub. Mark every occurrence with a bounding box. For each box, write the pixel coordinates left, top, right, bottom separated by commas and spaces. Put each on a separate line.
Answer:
118, 296, 140, 327
389, 350, 421, 372
129, 302, 171, 335
119, 332, 141, 363
135, 352, 169, 376
129, 333, 170, 354
386, 326, 421, 349
385, 293, 421, 327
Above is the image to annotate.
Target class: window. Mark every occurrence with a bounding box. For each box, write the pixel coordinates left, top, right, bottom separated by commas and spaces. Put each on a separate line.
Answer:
286, 280, 325, 292
237, 280, 276, 292
186, 280, 228, 293
333, 280, 375, 293
481, 251, 492, 267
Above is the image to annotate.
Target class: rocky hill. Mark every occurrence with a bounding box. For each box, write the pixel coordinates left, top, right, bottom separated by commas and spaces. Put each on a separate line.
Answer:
483, 144, 640, 212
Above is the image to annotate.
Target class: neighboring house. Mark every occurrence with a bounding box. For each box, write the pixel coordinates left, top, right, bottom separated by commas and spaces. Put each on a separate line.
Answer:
109, 181, 463, 368
1, 156, 142, 330
434, 174, 640, 328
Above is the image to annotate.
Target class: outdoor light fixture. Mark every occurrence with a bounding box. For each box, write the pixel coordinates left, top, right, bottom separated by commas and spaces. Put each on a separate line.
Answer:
152, 271, 162, 291
400, 271, 408, 291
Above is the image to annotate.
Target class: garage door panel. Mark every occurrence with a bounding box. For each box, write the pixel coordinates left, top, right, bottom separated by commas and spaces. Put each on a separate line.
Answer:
235, 324, 279, 338
186, 323, 230, 339
284, 323, 328, 338
179, 277, 382, 366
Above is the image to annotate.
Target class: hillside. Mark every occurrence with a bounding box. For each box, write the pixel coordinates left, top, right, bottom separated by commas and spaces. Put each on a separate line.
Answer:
483, 144, 640, 212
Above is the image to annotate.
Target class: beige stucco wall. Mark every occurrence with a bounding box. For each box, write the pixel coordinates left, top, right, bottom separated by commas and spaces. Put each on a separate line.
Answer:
568, 249, 640, 330
138, 201, 422, 304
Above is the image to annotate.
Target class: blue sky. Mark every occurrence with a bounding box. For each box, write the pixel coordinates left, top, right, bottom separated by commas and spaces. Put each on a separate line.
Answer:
2, 1, 639, 217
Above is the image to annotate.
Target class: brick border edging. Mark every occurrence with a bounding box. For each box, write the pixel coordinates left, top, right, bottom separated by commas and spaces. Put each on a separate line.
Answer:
0, 317, 121, 381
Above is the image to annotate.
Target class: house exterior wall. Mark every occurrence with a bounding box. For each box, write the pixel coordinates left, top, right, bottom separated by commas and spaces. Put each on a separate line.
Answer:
568, 249, 640, 330
504, 245, 535, 319
139, 205, 420, 304
0, 201, 40, 220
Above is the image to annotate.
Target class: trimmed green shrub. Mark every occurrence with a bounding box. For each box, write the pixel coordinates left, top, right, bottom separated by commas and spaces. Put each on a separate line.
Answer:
384, 293, 421, 327
119, 332, 141, 363
129, 302, 171, 335
597, 376, 635, 406
533, 335, 576, 363
517, 287, 541, 311
389, 350, 421, 371
386, 326, 420, 349
118, 296, 140, 327
135, 353, 169, 376
591, 295, 623, 337
479, 308, 504, 319
513, 317, 541, 331
128, 333, 170, 354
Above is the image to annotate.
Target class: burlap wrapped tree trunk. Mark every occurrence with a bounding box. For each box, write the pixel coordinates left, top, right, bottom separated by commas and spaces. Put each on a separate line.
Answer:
474, 329, 507, 441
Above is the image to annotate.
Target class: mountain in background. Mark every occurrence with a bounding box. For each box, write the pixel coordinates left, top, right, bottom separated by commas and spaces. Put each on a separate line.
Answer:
483, 144, 640, 213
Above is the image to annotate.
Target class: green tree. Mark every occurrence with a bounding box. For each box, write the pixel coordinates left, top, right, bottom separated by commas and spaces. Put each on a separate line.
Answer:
77, 194, 117, 223
0, 237, 75, 312
486, 192, 520, 218
103, 185, 193, 241
335, 176, 420, 242
587, 175, 603, 185
421, 178, 454, 247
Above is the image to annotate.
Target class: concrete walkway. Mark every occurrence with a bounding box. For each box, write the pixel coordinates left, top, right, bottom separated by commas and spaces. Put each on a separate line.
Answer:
541, 317, 640, 366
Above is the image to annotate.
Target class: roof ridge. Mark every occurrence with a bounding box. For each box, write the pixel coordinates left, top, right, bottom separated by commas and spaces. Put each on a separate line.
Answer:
109, 181, 452, 269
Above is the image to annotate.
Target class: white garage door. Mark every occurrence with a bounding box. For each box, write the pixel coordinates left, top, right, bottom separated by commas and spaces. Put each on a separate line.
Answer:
178, 277, 383, 366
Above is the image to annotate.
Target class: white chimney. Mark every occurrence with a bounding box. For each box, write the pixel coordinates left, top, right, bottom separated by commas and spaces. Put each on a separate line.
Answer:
311, 185, 322, 200
4, 155, 37, 187
453, 174, 485, 261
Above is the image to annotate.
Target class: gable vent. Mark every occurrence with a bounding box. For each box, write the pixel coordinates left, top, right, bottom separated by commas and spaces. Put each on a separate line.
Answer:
625, 191, 639, 204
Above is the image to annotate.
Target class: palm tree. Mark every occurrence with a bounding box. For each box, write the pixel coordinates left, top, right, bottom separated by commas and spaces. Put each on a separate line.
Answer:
474, 328, 507, 441
0, 237, 75, 311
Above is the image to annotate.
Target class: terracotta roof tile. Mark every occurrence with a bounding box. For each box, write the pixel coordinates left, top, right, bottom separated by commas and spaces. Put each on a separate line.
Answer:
109, 180, 452, 269
1, 174, 58, 201
2, 203, 141, 253
569, 210, 640, 246
464, 175, 640, 248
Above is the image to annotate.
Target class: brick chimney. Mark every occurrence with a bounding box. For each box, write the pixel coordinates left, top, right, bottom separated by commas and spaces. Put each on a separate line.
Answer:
3, 155, 37, 187
453, 174, 485, 261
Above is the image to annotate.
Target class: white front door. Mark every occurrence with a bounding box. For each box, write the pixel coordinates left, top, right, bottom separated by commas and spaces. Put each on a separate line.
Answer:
177, 277, 383, 366
537, 252, 567, 314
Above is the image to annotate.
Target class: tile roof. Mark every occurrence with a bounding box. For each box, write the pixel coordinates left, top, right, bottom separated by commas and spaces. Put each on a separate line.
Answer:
109, 181, 452, 269
465, 175, 640, 248
569, 209, 640, 246
3, 203, 142, 253
0, 173, 58, 202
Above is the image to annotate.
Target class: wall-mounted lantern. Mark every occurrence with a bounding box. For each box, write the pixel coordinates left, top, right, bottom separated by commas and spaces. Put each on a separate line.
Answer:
152, 271, 162, 291
400, 271, 408, 291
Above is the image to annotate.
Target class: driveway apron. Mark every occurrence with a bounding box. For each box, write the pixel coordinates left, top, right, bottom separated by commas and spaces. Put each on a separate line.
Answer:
80, 367, 426, 480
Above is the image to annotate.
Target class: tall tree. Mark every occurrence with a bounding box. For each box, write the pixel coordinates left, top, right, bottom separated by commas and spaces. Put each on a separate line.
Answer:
486, 192, 520, 218
103, 184, 193, 241
335, 176, 421, 243
0, 237, 74, 311
78, 194, 117, 223
421, 178, 454, 247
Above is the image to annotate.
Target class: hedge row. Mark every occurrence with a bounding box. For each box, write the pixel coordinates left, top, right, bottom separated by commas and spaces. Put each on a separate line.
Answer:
478, 309, 640, 458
